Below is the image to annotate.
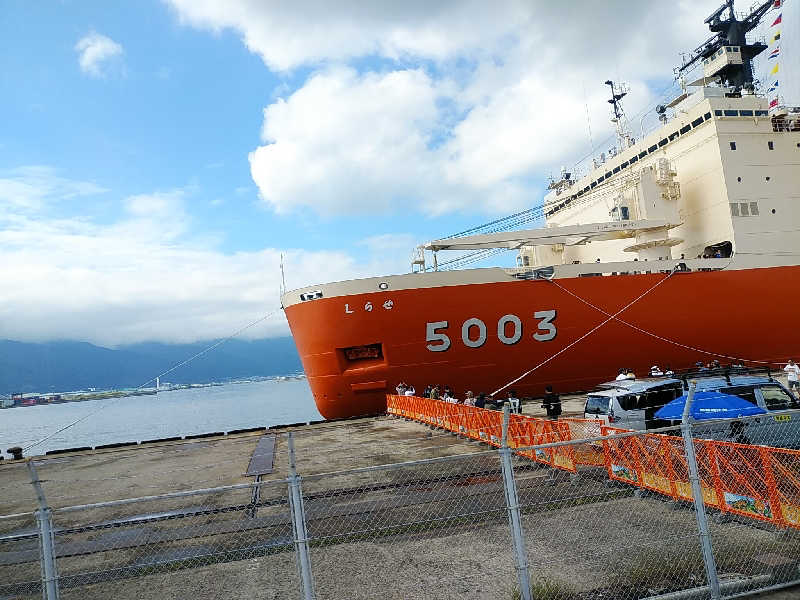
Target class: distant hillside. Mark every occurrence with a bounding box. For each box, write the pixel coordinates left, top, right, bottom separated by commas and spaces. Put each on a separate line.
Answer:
0, 338, 302, 395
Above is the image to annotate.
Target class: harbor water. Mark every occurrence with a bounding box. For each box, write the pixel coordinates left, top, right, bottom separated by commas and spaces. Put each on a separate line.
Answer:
0, 379, 320, 457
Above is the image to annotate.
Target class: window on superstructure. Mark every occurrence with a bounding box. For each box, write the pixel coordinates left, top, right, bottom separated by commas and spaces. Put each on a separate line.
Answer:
658, 138, 668, 147
620, 207, 630, 220
691, 117, 704, 128
768, 141, 774, 150
680, 125, 691, 134
715, 110, 723, 116
729, 141, 737, 150
730, 203, 740, 217
605, 172, 611, 179
638, 151, 647, 159
621, 161, 628, 169
704, 112, 712, 120
740, 202, 750, 216
750, 202, 759, 216
669, 132, 679, 141
613, 166, 620, 174
648, 144, 658, 153
740, 110, 753, 117
756, 110, 768, 117
591, 182, 597, 188
630, 155, 638, 164
724, 110, 738, 117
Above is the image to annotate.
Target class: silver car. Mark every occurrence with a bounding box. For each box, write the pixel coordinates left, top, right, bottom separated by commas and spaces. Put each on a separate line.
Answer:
693, 376, 800, 449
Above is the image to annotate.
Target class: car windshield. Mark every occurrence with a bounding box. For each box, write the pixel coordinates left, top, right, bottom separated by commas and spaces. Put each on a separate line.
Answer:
585, 396, 610, 415
760, 385, 797, 411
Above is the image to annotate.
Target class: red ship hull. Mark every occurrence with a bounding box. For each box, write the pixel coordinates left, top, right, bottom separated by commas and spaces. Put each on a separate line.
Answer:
285, 266, 797, 419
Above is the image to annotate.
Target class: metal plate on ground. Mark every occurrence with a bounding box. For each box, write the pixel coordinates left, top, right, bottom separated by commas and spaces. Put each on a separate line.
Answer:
245, 433, 276, 476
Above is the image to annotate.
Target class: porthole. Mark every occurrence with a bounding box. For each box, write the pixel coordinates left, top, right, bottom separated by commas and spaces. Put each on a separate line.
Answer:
378, 282, 389, 290
737, 176, 741, 182
766, 176, 771, 182
772, 209, 776, 214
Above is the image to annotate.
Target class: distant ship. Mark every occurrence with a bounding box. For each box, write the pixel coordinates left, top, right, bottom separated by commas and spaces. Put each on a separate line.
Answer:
282, 0, 800, 419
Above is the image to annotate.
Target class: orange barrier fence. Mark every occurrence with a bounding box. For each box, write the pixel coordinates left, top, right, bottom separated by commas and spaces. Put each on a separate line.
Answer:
602, 425, 800, 530
388, 395, 800, 530
387, 395, 578, 472
560, 418, 606, 467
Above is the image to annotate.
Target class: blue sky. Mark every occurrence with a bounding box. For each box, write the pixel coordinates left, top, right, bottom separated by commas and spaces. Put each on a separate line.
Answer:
1, 0, 501, 254
1, 1, 741, 345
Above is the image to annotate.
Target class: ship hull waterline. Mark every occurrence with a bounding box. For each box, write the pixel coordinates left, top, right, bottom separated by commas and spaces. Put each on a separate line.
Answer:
285, 266, 797, 419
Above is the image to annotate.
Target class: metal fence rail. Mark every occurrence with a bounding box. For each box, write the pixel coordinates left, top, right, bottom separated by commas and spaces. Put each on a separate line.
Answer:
2, 401, 800, 599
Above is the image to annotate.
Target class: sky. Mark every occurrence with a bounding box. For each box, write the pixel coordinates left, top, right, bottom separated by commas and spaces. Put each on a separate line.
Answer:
0, 0, 787, 347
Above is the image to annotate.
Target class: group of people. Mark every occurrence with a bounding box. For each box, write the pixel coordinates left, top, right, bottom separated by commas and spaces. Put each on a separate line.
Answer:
393, 383, 563, 419
394, 382, 417, 396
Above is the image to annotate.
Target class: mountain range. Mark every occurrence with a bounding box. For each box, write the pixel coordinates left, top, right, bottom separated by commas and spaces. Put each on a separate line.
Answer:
0, 338, 302, 395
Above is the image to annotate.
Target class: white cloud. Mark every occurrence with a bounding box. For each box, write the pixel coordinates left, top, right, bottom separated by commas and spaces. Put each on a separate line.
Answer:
0, 168, 404, 346
75, 32, 124, 78
0, 166, 106, 212
169, 0, 715, 217
165, 0, 527, 72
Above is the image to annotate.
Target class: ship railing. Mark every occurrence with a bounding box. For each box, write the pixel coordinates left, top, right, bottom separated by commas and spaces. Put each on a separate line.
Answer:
504, 257, 729, 280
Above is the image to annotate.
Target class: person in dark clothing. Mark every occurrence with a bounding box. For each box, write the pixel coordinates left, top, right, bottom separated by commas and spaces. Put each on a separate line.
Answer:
474, 393, 487, 409
542, 385, 562, 420
486, 393, 507, 410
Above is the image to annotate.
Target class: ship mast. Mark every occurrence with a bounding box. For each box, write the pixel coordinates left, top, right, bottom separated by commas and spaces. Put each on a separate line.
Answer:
676, 0, 774, 91
605, 79, 634, 152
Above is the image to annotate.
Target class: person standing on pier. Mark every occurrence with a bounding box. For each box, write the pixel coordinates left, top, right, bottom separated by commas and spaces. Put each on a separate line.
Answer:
542, 386, 562, 420
785, 359, 800, 394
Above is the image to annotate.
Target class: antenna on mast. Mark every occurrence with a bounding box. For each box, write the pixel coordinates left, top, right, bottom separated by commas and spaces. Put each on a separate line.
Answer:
605, 79, 634, 149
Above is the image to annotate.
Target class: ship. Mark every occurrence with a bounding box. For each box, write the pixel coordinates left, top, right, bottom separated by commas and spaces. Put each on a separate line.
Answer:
282, 0, 800, 419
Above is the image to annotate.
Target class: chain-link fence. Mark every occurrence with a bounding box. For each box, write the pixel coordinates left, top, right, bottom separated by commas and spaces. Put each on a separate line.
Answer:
2, 394, 800, 599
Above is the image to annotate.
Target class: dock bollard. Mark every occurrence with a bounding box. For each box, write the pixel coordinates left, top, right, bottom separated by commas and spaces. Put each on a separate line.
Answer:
7, 446, 23, 460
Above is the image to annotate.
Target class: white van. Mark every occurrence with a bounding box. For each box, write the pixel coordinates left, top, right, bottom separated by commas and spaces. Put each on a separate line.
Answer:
583, 378, 683, 431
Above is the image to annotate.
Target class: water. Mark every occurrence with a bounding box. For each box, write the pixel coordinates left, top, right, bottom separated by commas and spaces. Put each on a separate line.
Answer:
0, 379, 321, 457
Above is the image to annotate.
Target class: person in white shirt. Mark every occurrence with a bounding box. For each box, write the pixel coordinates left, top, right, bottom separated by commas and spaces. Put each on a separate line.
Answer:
463, 391, 475, 406
615, 368, 627, 381
404, 385, 415, 396
785, 359, 800, 393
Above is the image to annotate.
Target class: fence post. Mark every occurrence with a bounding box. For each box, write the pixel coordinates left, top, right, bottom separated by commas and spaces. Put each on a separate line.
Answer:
287, 433, 315, 600
27, 461, 60, 600
681, 382, 721, 600
500, 405, 532, 600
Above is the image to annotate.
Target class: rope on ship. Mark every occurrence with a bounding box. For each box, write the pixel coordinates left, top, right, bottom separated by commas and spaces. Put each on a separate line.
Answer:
542, 261, 781, 368
490, 267, 680, 397
490, 256, 792, 397
23, 308, 284, 453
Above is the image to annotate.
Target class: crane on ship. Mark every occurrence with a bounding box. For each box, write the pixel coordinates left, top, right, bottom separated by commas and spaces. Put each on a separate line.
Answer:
676, 0, 775, 90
